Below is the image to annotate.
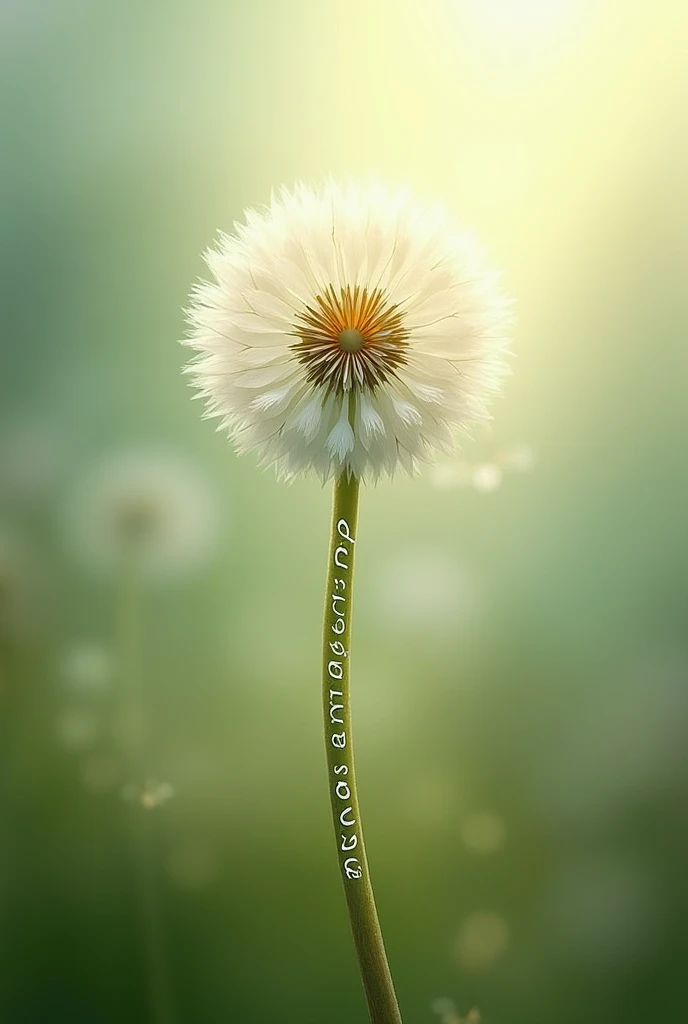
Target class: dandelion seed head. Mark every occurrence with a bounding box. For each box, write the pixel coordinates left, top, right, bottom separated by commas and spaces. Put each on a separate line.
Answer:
64, 449, 218, 581
185, 181, 511, 481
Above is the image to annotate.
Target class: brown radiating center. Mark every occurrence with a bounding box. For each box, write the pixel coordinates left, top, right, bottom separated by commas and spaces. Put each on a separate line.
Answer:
291, 283, 409, 393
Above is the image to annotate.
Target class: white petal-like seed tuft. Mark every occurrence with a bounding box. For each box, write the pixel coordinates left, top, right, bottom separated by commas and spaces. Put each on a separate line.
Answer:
184, 181, 512, 482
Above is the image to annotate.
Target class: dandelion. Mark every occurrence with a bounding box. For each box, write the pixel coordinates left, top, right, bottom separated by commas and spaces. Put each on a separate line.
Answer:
185, 182, 509, 483
183, 180, 512, 1024
65, 448, 217, 582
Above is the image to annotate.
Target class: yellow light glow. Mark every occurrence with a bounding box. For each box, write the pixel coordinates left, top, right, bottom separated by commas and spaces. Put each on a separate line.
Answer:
468, 0, 578, 39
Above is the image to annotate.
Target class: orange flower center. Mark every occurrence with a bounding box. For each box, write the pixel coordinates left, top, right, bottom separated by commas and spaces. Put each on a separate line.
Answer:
291, 284, 409, 393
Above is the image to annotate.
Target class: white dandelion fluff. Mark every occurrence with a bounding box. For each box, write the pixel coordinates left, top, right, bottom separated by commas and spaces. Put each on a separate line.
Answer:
65, 449, 218, 581
184, 181, 511, 481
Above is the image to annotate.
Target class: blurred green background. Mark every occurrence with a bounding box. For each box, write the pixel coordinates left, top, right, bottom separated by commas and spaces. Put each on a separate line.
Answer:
2, 1, 688, 1022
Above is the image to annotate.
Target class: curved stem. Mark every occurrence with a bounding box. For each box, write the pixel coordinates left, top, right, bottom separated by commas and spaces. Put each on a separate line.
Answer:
322, 472, 403, 1024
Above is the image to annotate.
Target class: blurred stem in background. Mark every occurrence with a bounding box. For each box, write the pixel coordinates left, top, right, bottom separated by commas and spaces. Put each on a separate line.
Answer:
118, 550, 176, 1024
322, 473, 403, 1024
0, 569, 22, 1024
0, 564, 20, 705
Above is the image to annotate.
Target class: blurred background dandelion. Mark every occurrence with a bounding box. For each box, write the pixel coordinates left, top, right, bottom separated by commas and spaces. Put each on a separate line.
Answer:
1, 1, 688, 1022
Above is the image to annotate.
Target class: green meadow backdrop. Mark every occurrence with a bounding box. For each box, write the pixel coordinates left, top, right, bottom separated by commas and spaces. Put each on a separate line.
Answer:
1, 2, 687, 1022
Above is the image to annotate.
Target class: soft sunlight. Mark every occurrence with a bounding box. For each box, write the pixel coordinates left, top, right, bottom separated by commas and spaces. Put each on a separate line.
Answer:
467, 0, 579, 40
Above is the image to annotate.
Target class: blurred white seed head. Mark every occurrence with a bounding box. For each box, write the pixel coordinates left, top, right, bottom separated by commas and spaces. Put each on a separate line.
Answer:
64, 449, 218, 581
58, 641, 113, 694
185, 181, 511, 482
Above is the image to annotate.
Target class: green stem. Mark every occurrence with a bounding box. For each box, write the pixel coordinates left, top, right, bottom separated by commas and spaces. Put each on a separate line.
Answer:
117, 556, 176, 1024
322, 472, 403, 1024
118, 554, 145, 770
